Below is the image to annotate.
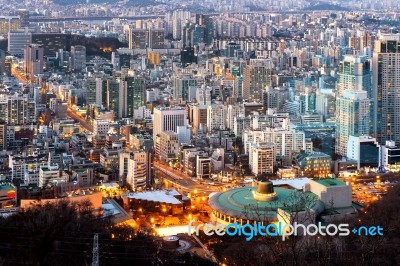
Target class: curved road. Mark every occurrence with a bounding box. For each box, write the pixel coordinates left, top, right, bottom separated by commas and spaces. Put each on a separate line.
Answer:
67, 107, 93, 132
154, 161, 221, 195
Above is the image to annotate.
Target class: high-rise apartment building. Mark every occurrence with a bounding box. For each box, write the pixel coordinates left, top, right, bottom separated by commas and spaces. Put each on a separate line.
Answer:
0, 93, 36, 125
372, 34, 400, 144
119, 151, 148, 189
336, 90, 370, 157
129, 29, 148, 49
207, 104, 227, 131
336, 55, 372, 96
149, 29, 165, 49
249, 142, 276, 175
242, 59, 273, 102
0, 16, 20, 36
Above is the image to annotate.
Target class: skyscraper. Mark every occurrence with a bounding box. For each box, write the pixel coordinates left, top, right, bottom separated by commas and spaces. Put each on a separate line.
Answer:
129, 29, 148, 49
70, 45, 86, 71
195, 14, 214, 45
242, 59, 273, 103
336, 90, 370, 157
86, 78, 97, 105
123, 76, 146, 117
0, 49, 5, 75
8, 31, 32, 56
96, 77, 108, 107
24, 44, 44, 77
372, 34, 400, 144
336, 55, 372, 96
106, 79, 121, 118
148, 29, 165, 49
173, 74, 198, 101
336, 54, 373, 133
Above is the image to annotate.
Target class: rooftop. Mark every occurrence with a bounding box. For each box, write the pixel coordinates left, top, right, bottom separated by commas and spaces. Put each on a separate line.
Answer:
314, 178, 346, 187
209, 185, 319, 221
124, 189, 182, 205
0, 184, 15, 191
271, 177, 311, 190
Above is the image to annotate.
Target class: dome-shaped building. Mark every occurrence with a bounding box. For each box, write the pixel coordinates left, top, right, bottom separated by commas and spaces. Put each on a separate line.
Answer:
208, 180, 342, 225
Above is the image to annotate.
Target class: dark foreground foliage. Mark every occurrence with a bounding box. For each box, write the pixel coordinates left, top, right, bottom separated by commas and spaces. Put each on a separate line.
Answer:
0, 200, 212, 266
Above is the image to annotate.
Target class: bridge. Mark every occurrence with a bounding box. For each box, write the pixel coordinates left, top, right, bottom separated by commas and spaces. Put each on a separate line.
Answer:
29, 15, 165, 22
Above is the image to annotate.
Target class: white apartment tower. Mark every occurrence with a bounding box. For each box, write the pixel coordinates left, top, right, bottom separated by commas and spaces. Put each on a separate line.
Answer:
336, 90, 370, 157
372, 34, 400, 144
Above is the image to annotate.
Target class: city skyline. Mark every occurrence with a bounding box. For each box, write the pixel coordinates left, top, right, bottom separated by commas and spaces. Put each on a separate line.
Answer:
0, 1, 400, 265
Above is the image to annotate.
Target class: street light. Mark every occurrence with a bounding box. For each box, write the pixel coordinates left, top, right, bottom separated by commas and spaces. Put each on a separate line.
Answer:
162, 207, 167, 225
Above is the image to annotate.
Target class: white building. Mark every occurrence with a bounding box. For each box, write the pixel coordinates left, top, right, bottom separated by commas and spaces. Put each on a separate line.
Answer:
227, 104, 245, 131
207, 104, 227, 131
93, 119, 114, 136
196, 85, 212, 105
119, 151, 148, 189
347, 135, 380, 169
249, 142, 276, 175
373, 34, 400, 144
133, 106, 152, 120
380, 140, 400, 167
153, 106, 187, 140
39, 164, 63, 188
336, 90, 370, 157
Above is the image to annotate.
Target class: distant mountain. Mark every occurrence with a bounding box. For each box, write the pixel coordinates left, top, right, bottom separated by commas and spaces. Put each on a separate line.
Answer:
54, 0, 118, 5
126, 0, 157, 6
303, 3, 349, 11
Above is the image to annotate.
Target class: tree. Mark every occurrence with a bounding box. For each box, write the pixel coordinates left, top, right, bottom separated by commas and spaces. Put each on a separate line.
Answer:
0, 200, 159, 265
